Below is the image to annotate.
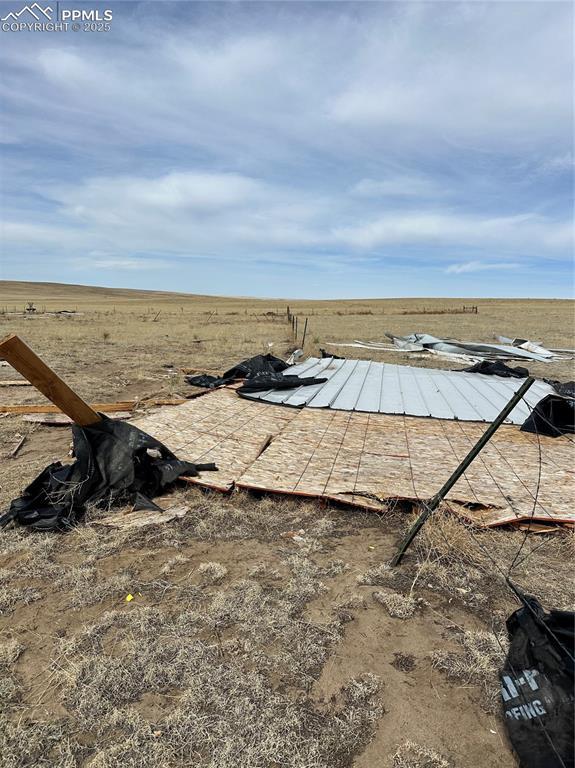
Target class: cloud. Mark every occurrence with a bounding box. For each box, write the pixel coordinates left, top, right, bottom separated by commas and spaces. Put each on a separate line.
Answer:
0, 2, 573, 297
333, 212, 572, 253
445, 261, 520, 275
351, 176, 442, 198
73, 254, 170, 271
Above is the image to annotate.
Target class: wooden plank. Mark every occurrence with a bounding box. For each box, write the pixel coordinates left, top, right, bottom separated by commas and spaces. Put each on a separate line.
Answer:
0, 334, 100, 426
0, 402, 136, 415
0, 398, 189, 415
23, 412, 132, 426
0, 381, 32, 387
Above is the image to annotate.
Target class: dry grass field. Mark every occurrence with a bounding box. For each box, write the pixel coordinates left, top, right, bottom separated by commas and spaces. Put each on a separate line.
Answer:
0, 281, 573, 768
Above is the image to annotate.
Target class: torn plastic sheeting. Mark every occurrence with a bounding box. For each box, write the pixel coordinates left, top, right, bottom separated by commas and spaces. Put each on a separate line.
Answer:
237, 371, 328, 394
461, 361, 530, 379
185, 353, 289, 389
0, 416, 217, 532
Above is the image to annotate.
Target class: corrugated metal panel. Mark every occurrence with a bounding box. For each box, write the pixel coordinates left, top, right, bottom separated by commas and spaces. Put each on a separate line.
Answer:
241, 357, 555, 424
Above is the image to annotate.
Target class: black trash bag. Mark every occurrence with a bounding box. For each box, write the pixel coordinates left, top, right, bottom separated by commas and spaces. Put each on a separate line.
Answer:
501, 596, 574, 768
237, 372, 328, 394
0, 416, 217, 532
222, 353, 288, 380
461, 360, 530, 378
521, 394, 575, 438
185, 353, 289, 388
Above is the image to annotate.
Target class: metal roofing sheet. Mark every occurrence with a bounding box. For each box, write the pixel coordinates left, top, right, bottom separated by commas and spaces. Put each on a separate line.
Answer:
240, 357, 555, 423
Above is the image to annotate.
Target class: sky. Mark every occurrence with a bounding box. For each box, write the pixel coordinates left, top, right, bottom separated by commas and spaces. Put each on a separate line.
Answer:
0, 0, 573, 299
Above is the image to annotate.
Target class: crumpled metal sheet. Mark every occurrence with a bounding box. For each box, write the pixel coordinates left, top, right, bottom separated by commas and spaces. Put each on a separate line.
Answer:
390, 333, 553, 362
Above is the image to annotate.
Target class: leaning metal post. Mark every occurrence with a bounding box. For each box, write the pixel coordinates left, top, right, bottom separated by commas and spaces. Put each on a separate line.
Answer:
390, 376, 536, 567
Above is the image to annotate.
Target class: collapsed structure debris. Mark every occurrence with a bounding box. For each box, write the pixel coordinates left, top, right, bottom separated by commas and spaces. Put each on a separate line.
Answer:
325, 334, 573, 365
128, 387, 575, 529
0, 398, 189, 415
0, 334, 216, 531
387, 333, 570, 364
239, 356, 553, 424
186, 352, 328, 393
1, 416, 216, 531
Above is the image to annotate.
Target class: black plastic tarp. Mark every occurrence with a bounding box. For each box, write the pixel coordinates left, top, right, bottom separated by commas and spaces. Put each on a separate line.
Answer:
186, 353, 327, 394
461, 360, 530, 379
237, 372, 328, 394
185, 353, 289, 389
0, 416, 216, 532
520, 382, 575, 438
501, 597, 574, 768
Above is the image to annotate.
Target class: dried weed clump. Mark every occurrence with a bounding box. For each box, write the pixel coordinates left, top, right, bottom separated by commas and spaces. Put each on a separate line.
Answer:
56, 565, 134, 607
0, 582, 41, 615
357, 562, 395, 587
431, 629, 507, 712
196, 561, 228, 585
373, 590, 418, 619
392, 740, 450, 768
0, 639, 23, 714
160, 554, 189, 575
0, 715, 79, 768
179, 491, 349, 543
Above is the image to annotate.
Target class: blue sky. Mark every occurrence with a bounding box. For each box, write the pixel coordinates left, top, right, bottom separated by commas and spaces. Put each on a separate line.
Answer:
0, 0, 573, 298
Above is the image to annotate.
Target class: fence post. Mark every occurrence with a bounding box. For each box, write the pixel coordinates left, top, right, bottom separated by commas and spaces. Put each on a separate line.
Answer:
301, 318, 308, 348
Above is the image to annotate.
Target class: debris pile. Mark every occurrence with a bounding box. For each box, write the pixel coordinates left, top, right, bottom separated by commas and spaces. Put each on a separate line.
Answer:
325, 333, 574, 365
185, 352, 328, 393
1, 416, 216, 531
388, 333, 573, 364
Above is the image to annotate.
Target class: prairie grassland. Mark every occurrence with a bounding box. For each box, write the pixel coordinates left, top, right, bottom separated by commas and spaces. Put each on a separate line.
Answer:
1, 282, 573, 408
0, 282, 573, 768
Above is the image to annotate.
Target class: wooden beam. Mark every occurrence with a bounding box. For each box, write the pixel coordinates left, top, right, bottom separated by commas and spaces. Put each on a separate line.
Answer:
0, 334, 101, 426
0, 381, 32, 387
0, 398, 189, 415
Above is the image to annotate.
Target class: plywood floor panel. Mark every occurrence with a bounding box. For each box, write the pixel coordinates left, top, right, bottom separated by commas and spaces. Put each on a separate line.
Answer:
132, 388, 575, 527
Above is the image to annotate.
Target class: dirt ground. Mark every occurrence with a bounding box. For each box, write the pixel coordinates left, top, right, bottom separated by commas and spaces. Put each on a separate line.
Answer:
0, 282, 574, 768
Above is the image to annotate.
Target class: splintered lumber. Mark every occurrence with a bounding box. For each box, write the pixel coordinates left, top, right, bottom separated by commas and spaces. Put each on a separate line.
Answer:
9, 435, 26, 457
0, 334, 101, 426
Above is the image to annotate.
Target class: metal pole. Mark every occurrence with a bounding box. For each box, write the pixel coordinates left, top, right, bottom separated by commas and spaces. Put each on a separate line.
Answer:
295, 316, 298, 340
390, 376, 535, 566
301, 318, 308, 347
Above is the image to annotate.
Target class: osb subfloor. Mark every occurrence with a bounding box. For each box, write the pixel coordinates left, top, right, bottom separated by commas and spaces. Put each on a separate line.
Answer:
132, 388, 575, 527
